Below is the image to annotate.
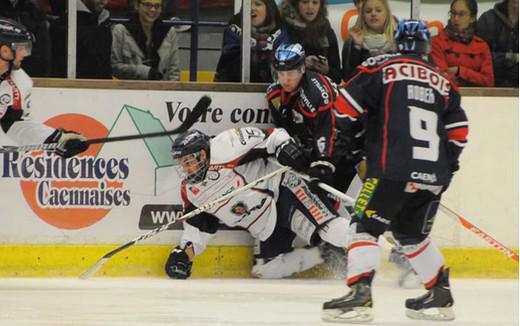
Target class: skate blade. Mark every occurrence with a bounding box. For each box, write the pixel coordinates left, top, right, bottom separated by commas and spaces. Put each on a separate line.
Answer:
322, 307, 373, 323
406, 307, 456, 321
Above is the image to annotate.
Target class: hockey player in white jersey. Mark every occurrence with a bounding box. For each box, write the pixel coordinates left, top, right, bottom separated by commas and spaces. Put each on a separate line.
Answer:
164, 127, 352, 279
0, 17, 88, 157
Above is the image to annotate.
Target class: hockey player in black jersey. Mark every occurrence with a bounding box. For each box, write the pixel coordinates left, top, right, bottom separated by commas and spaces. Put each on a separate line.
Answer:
321, 20, 469, 323
267, 42, 419, 287
0, 17, 88, 158
266, 43, 360, 198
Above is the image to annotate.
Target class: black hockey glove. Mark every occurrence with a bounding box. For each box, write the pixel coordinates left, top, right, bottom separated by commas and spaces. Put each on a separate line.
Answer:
275, 140, 309, 172
45, 129, 89, 158
307, 159, 335, 194
164, 243, 193, 279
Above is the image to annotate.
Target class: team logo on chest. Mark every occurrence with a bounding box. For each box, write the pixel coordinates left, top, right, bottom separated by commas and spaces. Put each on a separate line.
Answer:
0, 93, 11, 105
189, 186, 200, 195
231, 202, 248, 215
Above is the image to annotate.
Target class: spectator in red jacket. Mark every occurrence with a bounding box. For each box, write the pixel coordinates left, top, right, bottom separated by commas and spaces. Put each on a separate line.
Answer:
431, 0, 494, 86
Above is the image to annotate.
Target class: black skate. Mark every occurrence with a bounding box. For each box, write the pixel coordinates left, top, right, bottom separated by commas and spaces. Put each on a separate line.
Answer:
318, 242, 348, 279
405, 268, 455, 321
322, 283, 373, 323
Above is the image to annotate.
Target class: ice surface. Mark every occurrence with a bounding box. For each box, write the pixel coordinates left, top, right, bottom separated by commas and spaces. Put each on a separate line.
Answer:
0, 277, 516, 325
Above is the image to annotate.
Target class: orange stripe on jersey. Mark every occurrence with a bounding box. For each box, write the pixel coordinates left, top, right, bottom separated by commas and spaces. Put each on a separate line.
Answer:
405, 240, 431, 259
266, 88, 281, 100
347, 272, 372, 286
448, 127, 468, 141
335, 94, 361, 117
424, 267, 444, 289
264, 128, 274, 135
381, 81, 395, 175
180, 180, 189, 209
348, 241, 378, 251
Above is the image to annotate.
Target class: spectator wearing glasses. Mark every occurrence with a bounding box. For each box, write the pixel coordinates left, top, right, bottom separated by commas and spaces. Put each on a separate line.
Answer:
476, 0, 519, 87
279, 0, 342, 83
214, 0, 288, 83
111, 0, 181, 80
431, 0, 494, 87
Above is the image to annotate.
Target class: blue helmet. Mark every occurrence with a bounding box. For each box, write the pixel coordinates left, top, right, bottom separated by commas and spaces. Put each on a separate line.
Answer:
272, 43, 306, 71
394, 20, 431, 55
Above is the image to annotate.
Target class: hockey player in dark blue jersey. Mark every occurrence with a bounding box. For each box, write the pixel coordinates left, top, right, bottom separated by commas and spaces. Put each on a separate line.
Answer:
321, 20, 469, 323
266, 43, 360, 198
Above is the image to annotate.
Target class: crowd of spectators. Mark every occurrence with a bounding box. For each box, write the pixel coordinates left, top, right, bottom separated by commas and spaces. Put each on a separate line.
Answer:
2, 0, 517, 87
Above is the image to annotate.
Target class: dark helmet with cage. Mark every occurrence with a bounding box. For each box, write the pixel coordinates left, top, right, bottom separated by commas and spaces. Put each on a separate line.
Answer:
0, 17, 34, 57
272, 43, 306, 71
171, 129, 211, 184
394, 19, 431, 55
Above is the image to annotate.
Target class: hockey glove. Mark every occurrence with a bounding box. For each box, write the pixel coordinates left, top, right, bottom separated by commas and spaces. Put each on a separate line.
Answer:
275, 140, 309, 172
45, 129, 89, 158
165, 243, 193, 279
307, 159, 335, 194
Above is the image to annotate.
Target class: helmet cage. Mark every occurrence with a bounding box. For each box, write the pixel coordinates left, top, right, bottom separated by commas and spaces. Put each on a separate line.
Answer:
173, 151, 209, 184
171, 130, 210, 184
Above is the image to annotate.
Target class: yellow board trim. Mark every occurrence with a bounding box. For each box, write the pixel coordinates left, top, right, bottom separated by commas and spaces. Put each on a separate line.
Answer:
180, 71, 215, 82
0, 245, 516, 278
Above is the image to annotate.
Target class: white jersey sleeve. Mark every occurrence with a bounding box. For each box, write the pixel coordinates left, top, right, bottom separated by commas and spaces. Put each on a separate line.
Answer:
0, 69, 54, 145
180, 220, 216, 256
210, 127, 291, 165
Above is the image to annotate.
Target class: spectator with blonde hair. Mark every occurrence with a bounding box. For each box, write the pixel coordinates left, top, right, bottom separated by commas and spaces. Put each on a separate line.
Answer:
431, 0, 494, 87
341, 0, 397, 81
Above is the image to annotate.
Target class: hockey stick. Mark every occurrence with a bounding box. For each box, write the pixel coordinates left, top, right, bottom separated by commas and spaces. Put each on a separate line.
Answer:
0, 95, 212, 154
438, 205, 519, 263
284, 166, 518, 263
79, 165, 291, 279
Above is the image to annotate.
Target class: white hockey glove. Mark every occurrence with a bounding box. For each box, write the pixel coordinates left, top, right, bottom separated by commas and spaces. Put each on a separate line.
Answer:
46, 129, 89, 158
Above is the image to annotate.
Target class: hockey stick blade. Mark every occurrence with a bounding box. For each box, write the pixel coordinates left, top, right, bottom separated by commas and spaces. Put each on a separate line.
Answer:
0, 95, 211, 154
79, 166, 290, 279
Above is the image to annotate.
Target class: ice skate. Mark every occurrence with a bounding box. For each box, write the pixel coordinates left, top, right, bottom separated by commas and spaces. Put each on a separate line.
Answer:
405, 268, 455, 321
322, 283, 373, 323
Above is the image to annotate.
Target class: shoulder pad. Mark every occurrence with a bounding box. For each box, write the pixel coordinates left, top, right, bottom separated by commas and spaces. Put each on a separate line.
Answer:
301, 73, 334, 110
210, 128, 266, 165
266, 82, 282, 96
360, 53, 401, 69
